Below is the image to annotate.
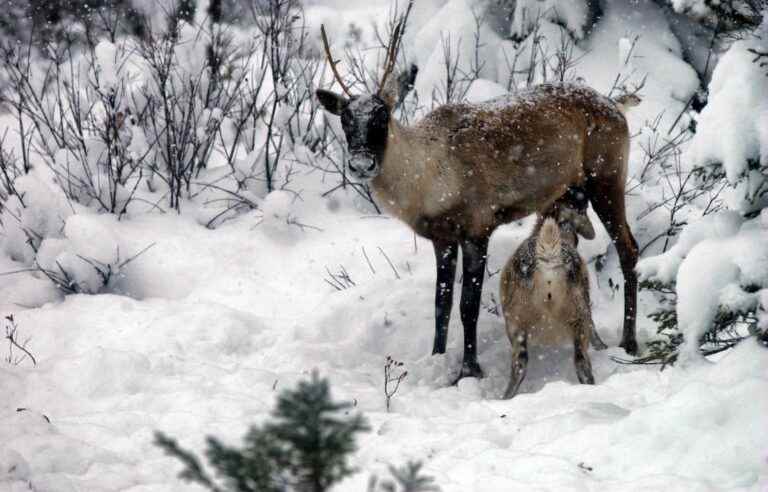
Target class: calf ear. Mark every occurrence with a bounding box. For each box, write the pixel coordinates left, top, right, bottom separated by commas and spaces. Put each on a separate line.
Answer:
380, 63, 418, 109
316, 89, 349, 115
573, 214, 596, 240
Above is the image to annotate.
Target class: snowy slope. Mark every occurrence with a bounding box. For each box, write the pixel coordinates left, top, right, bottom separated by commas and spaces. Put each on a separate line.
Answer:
1, 0, 768, 490
1, 205, 767, 491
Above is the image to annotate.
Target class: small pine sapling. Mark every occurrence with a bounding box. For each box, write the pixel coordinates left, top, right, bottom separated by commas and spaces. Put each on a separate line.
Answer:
387, 461, 440, 492
616, 278, 764, 368
155, 372, 369, 492
368, 460, 440, 492
265, 373, 370, 491
384, 356, 407, 412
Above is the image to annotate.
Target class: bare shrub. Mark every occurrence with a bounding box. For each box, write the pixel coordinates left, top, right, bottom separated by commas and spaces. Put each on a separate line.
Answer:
384, 355, 407, 412
0, 0, 331, 219
4, 314, 36, 367
500, 10, 586, 91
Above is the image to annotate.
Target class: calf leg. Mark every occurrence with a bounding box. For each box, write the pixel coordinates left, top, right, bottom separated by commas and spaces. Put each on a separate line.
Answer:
503, 330, 528, 399
454, 237, 488, 381
433, 240, 458, 355
573, 322, 595, 385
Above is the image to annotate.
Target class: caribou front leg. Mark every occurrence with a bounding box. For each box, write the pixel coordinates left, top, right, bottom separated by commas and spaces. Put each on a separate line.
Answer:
454, 237, 488, 382
433, 240, 458, 354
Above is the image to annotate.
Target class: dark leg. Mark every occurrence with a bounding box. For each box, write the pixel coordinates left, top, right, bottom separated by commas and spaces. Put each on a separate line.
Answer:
503, 330, 528, 399
574, 326, 595, 385
617, 233, 639, 355
432, 240, 458, 355
454, 237, 489, 382
587, 182, 640, 355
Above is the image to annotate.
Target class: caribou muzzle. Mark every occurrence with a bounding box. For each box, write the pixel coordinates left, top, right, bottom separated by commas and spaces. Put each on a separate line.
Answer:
348, 152, 380, 180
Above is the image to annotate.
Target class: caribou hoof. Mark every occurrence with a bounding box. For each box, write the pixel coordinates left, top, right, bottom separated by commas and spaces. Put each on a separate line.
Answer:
619, 338, 639, 356
452, 360, 484, 385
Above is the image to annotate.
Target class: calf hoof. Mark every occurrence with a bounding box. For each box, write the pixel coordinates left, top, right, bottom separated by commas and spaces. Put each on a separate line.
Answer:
619, 338, 639, 356
452, 360, 484, 385
590, 330, 608, 351
503, 384, 521, 399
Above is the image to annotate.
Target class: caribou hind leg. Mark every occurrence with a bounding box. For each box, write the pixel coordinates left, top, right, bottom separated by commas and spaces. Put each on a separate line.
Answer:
433, 240, 458, 355
587, 178, 639, 355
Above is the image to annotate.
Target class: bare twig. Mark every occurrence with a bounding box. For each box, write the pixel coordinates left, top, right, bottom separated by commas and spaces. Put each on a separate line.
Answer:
384, 355, 407, 412
378, 0, 414, 94
378, 246, 401, 279
324, 265, 356, 291
4, 315, 36, 367
362, 246, 376, 275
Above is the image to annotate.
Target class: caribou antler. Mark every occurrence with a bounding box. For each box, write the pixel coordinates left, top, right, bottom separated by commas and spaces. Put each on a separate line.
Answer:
378, 1, 413, 96
378, 19, 403, 95
320, 24, 352, 97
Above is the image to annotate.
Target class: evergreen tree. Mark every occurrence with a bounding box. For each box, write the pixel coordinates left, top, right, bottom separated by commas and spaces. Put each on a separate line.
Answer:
155, 373, 369, 492
386, 461, 440, 492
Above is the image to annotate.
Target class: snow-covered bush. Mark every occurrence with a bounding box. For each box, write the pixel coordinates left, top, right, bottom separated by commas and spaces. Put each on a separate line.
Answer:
1, 37, 154, 216
8, 205, 150, 295
411, 0, 501, 107
664, 0, 764, 31
0, 0, 403, 297
637, 20, 768, 360
0, 164, 153, 294
496, 19, 587, 91
685, 25, 768, 214
636, 212, 768, 364
629, 9, 768, 366
0, 167, 74, 265
507, 0, 601, 41
407, 0, 598, 111
0, 0, 329, 220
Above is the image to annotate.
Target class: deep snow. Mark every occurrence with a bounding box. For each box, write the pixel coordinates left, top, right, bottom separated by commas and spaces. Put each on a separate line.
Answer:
1, 206, 767, 491
1, 0, 768, 490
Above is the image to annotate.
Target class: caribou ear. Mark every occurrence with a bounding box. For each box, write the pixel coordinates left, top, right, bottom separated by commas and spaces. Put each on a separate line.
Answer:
316, 89, 349, 115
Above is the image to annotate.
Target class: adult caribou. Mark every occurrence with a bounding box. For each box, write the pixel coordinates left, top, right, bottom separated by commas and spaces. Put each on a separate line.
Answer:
316, 23, 639, 381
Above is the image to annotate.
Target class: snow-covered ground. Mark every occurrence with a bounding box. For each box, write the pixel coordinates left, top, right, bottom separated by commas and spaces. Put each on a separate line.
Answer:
1, 0, 768, 490
1, 203, 767, 491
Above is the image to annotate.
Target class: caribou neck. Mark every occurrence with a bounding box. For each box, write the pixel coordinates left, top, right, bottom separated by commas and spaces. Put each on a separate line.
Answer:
370, 119, 427, 216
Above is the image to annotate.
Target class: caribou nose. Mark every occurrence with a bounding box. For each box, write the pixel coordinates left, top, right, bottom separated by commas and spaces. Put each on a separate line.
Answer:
348, 155, 377, 178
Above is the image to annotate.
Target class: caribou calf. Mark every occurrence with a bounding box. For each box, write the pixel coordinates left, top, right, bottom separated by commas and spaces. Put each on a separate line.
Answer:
501, 202, 599, 399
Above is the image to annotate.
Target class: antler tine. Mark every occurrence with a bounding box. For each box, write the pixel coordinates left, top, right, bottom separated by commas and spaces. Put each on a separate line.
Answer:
378, 0, 414, 96
378, 18, 404, 95
320, 24, 352, 97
